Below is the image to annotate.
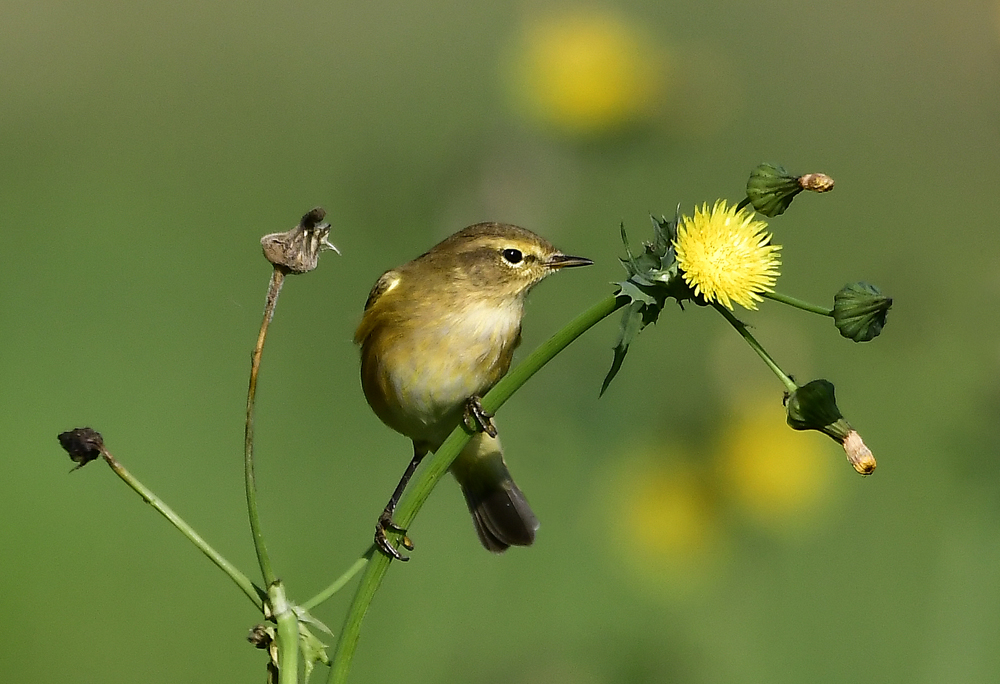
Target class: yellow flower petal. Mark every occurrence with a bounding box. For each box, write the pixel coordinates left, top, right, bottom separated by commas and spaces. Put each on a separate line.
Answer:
674, 200, 781, 310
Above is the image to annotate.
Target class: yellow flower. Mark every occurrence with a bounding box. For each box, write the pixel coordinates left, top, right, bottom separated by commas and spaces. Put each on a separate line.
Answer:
674, 200, 781, 310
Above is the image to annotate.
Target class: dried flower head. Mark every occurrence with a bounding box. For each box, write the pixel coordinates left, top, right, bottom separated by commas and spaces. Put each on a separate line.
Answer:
57, 427, 105, 469
260, 207, 339, 274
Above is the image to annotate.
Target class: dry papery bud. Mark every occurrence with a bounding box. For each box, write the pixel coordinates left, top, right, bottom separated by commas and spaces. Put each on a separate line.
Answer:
261, 207, 339, 274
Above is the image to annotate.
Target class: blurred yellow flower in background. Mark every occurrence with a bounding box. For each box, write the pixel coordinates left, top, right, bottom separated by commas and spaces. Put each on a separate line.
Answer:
717, 402, 833, 529
505, 8, 667, 135
600, 397, 836, 597
601, 449, 724, 593
675, 200, 781, 311
630, 465, 715, 558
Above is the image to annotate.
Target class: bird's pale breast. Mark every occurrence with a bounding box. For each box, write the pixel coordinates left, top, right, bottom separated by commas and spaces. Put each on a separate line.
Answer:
361, 296, 523, 448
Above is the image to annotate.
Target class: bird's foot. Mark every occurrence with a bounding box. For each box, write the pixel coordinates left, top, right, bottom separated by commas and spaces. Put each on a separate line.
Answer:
463, 396, 498, 438
375, 512, 414, 562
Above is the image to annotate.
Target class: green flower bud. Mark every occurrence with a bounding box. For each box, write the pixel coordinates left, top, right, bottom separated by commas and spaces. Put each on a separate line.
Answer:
786, 379, 846, 437
833, 282, 892, 342
785, 379, 876, 475
746, 164, 801, 217
745, 163, 834, 217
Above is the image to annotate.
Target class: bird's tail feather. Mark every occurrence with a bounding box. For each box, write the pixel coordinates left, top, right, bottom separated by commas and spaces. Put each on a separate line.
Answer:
451, 432, 539, 552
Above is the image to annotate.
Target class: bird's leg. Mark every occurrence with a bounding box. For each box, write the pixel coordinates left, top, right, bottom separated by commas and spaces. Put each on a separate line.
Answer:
375, 445, 426, 561
463, 395, 498, 438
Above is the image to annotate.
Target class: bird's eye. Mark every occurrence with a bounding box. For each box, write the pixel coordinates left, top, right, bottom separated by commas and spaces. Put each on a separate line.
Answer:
501, 248, 523, 265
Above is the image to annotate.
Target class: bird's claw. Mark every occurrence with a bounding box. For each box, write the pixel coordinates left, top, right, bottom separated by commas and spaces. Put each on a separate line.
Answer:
375, 514, 413, 561
463, 396, 498, 438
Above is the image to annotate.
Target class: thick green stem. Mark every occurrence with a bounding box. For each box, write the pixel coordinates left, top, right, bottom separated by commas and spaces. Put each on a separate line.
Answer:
99, 448, 265, 610
762, 290, 832, 316
245, 268, 285, 588
269, 581, 299, 684
327, 292, 627, 684
713, 303, 798, 393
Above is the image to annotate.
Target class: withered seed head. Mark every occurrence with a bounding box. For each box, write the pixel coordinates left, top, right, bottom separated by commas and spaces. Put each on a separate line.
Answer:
57, 427, 105, 469
260, 207, 339, 274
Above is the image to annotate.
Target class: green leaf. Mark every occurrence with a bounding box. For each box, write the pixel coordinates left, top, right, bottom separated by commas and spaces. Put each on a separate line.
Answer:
600, 297, 665, 396
299, 623, 330, 683
293, 606, 334, 683
601, 300, 645, 396
603, 210, 682, 396
616, 279, 658, 306
650, 210, 678, 254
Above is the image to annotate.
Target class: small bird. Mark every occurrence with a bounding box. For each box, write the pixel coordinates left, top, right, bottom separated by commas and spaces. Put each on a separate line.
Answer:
355, 222, 592, 559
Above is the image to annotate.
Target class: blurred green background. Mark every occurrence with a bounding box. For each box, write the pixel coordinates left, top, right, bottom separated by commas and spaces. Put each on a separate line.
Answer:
4, 0, 1000, 682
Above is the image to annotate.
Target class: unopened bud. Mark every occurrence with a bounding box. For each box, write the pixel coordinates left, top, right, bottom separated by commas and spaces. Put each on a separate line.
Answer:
785, 379, 876, 476
843, 430, 876, 475
785, 380, 845, 436
833, 282, 892, 342
260, 207, 339, 274
745, 163, 835, 217
798, 173, 834, 193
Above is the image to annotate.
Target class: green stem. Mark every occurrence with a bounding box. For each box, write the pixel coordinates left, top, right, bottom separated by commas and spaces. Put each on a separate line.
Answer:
327, 292, 628, 684
245, 268, 285, 588
301, 549, 374, 611
269, 581, 299, 684
762, 290, 832, 316
99, 447, 265, 610
713, 303, 798, 393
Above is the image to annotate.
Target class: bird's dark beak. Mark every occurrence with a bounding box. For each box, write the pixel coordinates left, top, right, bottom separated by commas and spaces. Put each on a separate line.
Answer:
547, 254, 593, 269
